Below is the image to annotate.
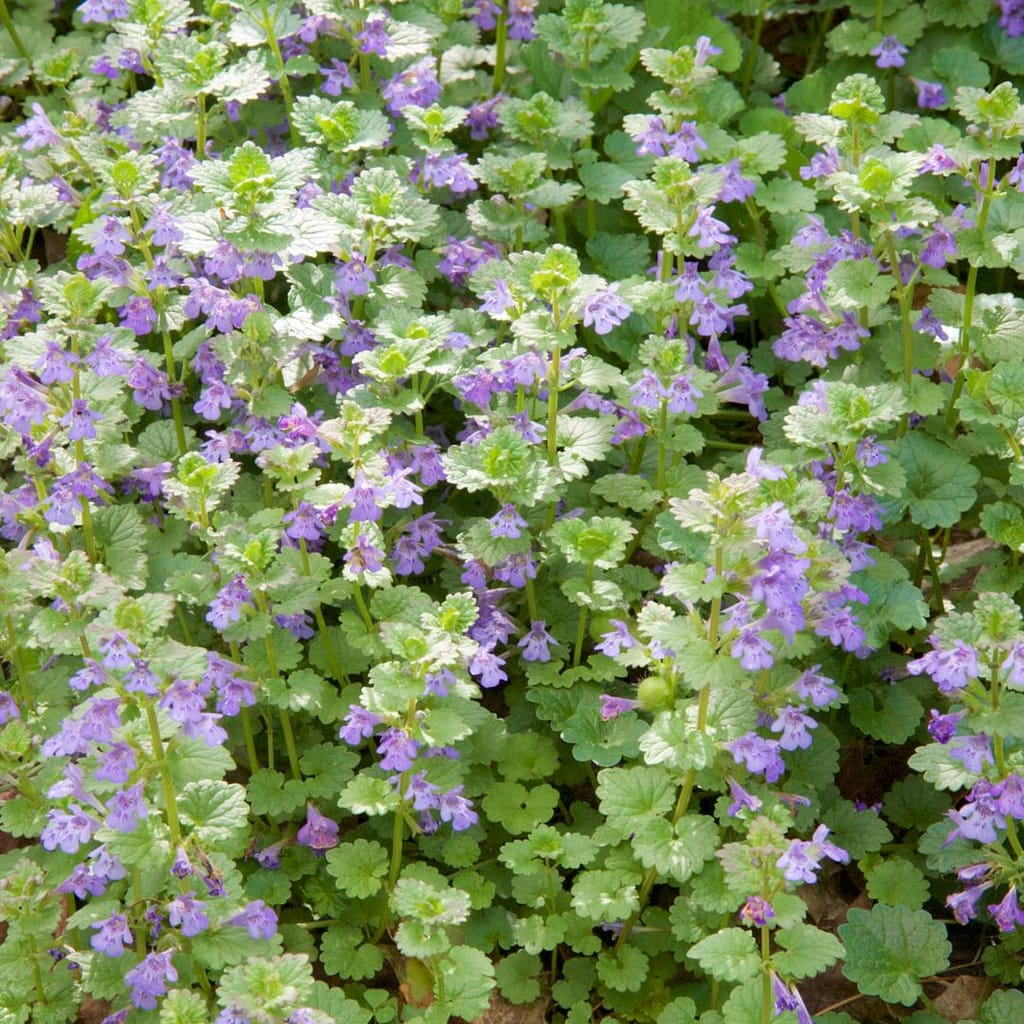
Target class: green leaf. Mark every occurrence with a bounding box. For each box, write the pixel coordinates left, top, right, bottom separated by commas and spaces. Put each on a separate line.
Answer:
968, 990, 1024, 1024
758, 179, 817, 215
325, 840, 388, 899
480, 782, 559, 835
596, 946, 649, 993
847, 685, 922, 744
839, 905, 950, 1006
596, 765, 675, 837
319, 927, 386, 982
495, 950, 542, 1004
826, 259, 894, 309
178, 780, 250, 856
247, 769, 308, 817
883, 775, 952, 830
425, 946, 495, 1024
339, 775, 400, 816
821, 799, 892, 859
631, 814, 719, 883
218, 954, 314, 1014
92, 505, 148, 590
160, 988, 209, 1024
908, 743, 979, 791
897, 433, 980, 529
865, 859, 930, 910
570, 870, 640, 922
688, 928, 761, 983
191, 926, 283, 971
773, 924, 844, 979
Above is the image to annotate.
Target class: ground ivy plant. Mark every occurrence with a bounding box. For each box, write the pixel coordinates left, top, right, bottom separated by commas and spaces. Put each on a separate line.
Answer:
5, 1, 1024, 1023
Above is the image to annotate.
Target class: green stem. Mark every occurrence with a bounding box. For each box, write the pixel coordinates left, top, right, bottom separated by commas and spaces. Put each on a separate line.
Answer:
491, 1, 508, 96
740, 1, 767, 99
615, 682, 714, 950
945, 171, 996, 429
260, 0, 300, 148
146, 703, 182, 846
352, 579, 374, 632
241, 706, 260, 772
299, 538, 346, 684
25, 935, 48, 1004
160, 315, 188, 458
656, 399, 668, 492
132, 868, 147, 956
195, 92, 207, 158
760, 926, 773, 1024
573, 564, 594, 668
0, 0, 31, 66
546, 343, 561, 468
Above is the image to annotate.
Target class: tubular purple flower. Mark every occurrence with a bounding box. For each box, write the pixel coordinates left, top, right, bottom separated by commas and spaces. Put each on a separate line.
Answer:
90, 913, 132, 957
125, 950, 178, 1010
296, 804, 340, 851
870, 34, 908, 68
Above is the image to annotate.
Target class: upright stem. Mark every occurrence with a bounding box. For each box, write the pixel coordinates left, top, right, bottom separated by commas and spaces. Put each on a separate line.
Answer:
945, 172, 996, 429
491, 1, 508, 96
0, 0, 32, 68
740, 1, 767, 99
146, 704, 182, 845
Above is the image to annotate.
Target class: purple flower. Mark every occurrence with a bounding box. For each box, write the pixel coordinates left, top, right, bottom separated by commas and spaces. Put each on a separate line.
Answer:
345, 532, 386, 576
908, 638, 979, 693
948, 733, 994, 774
0, 690, 20, 724
119, 295, 157, 336
777, 824, 849, 884
668, 121, 708, 163
770, 706, 817, 751
339, 705, 382, 745
727, 777, 763, 816
489, 503, 528, 539
594, 621, 636, 658
206, 575, 254, 630
690, 206, 734, 249
948, 882, 991, 924
480, 278, 515, 317
518, 620, 557, 662
125, 950, 178, 1010
469, 646, 508, 689
296, 804, 339, 851
582, 286, 631, 334
127, 359, 172, 410
988, 886, 1024, 933
167, 892, 210, 937
727, 733, 785, 783
912, 78, 946, 109
739, 896, 774, 927
105, 782, 148, 832
90, 913, 132, 957
927, 709, 964, 744
438, 786, 477, 831
357, 15, 391, 56
320, 58, 353, 96
792, 666, 839, 707
228, 900, 278, 940
78, 0, 130, 22
377, 728, 419, 771
771, 974, 813, 1024
599, 695, 641, 720
95, 742, 138, 785
870, 34, 907, 68
382, 59, 441, 114
16, 103, 60, 150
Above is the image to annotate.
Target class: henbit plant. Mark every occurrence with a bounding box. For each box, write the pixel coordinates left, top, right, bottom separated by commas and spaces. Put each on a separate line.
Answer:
4, 1, 1024, 1024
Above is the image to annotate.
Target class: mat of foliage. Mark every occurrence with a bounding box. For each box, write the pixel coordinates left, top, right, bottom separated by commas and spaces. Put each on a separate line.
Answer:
4, 1, 1024, 1022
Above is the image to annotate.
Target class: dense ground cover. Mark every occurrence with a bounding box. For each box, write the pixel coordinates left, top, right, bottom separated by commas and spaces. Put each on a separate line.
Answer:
6, 0, 1024, 1021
